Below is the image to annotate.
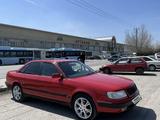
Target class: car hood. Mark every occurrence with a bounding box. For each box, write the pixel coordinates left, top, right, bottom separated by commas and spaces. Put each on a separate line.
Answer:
70, 73, 133, 91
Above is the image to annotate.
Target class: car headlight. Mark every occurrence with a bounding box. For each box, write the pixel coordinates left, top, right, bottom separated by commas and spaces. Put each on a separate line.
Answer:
107, 90, 127, 99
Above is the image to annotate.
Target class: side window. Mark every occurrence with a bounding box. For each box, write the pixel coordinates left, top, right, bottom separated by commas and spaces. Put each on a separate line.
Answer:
10, 51, 16, 57
143, 57, 152, 61
0, 51, 3, 57
4, 51, 10, 57
41, 62, 58, 76
130, 58, 143, 63
117, 58, 129, 64
20, 62, 41, 75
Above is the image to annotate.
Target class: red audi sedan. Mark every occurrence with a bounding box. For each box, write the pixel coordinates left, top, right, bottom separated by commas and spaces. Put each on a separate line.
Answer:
6, 60, 142, 120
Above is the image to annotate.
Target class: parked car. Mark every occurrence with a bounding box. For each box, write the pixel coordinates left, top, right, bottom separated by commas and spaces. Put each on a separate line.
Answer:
108, 55, 121, 62
88, 55, 102, 60
139, 56, 160, 71
155, 53, 160, 61
100, 57, 148, 74
6, 60, 141, 120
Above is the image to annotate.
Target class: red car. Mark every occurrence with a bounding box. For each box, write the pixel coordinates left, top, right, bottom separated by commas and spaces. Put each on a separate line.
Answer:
6, 60, 142, 120
100, 57, 148, 74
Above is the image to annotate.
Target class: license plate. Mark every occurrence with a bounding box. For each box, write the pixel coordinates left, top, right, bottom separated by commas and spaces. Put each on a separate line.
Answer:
132, 95, 142, 104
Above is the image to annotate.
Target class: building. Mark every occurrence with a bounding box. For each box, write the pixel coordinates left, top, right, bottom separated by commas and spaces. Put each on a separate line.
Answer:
0, 23, 128, 56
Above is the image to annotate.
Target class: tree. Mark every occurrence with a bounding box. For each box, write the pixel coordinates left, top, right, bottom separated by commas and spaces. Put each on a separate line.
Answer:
154, 42, 160, 53
125, 25, 154, 55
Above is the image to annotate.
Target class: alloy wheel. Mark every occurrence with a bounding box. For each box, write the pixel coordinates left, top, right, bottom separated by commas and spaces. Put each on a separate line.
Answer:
12, 85, 23, 102
74, 97, 92, 119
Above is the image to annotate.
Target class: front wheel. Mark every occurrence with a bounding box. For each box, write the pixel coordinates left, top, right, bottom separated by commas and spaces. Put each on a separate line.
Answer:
72, 95, 97, 120
0, 60, 2, 65
149, 65, 156, 71
12, 84, 25, 102
103, 68, 111, 74
19, 59, 25, 64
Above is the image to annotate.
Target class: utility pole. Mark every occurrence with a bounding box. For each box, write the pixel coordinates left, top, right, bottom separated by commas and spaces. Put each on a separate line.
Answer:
135, 27, 138, 53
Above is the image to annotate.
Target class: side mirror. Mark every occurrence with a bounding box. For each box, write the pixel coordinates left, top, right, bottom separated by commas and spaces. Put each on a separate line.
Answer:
52, 73, 63, 80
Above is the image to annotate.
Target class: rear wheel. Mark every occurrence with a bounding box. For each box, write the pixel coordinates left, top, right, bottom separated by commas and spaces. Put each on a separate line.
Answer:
12, 84, 25, 102
72, 94, 97, 120
103, 67, 111, 74
149, 65, 156, 71
136, 68, 144, 75
0, 60, 2, 65
19, 59, 25, 64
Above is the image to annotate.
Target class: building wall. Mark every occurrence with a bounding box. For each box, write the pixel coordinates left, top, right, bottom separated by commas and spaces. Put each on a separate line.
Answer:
0, 24, 127, 55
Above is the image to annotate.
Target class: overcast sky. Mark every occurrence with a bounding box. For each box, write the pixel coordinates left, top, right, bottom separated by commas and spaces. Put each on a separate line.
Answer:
0, 0, 159, 43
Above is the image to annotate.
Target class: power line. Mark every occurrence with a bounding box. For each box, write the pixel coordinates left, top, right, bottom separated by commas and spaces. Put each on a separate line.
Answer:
67, 0, 106, 18
66, 0, 126, 24
79, 0, 117, 19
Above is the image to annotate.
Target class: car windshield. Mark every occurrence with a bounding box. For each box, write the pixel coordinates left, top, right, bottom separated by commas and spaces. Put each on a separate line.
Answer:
149, 56, 156, 60
58, 61, 95, 78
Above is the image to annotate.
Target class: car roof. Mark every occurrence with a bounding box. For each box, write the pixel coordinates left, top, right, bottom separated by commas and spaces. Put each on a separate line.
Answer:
29, 59, 77, 63
137, 56, 150, 57
120, 56, 142, 59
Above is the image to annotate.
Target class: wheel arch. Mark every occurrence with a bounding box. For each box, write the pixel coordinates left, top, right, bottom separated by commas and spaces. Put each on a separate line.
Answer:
70, 90, 97, 108
149, 64, 156, 67
135, 67, 144, 71
12, 82, 21, 88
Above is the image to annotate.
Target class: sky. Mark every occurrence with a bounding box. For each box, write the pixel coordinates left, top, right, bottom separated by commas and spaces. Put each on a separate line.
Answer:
0, 0, 160, 43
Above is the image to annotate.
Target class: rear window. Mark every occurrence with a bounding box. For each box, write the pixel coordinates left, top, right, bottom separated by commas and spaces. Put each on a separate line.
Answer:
142, 57, 152, 61
130, 58, 143, 63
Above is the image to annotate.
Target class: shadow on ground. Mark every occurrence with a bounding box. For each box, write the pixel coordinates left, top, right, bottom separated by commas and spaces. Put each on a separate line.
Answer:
112, 72, 157, 76
97, 106, 156, 120
12, 97, 157, 120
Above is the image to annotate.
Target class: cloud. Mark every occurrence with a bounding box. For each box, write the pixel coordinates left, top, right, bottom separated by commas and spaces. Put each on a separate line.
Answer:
23, 0, 39, 6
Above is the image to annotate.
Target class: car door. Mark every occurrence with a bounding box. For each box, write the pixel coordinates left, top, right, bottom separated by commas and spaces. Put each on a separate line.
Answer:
129, 58, 145, 71
38, 62, 68, 101
17, 62, 42, 96
112, 58, 130, 71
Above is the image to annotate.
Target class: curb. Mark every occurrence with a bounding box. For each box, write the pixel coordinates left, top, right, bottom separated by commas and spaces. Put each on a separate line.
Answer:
0, 87, 8, 93
0, 79, 8, 93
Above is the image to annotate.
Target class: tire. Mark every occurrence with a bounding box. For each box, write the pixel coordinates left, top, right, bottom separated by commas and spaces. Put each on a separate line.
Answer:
103, 67, 111, 74
0, 60, 2, 65
12, 84, 25, 102
149, 65, 156, 71
72, 94, 97, 120
136, 68, 144, 75
19, 59, 25, 64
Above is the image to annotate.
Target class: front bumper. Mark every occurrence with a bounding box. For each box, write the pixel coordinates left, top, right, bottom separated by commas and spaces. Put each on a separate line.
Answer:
156, 65, 160, 69
97, 94, 142, 113
97, 100, 133, 109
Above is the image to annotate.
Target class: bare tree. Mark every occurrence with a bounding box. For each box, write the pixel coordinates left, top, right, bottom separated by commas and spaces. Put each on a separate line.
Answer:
125, 25, 154, 55
154, 42, 160, 53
